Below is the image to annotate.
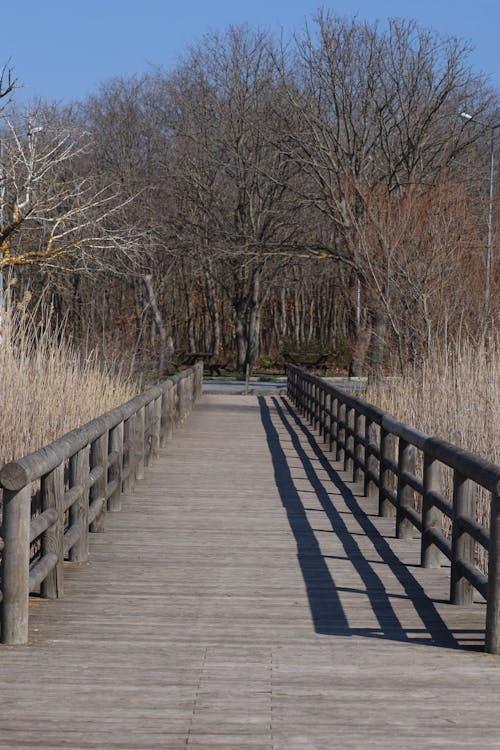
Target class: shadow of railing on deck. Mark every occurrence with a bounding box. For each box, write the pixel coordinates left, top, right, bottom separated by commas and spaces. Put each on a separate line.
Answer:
258, 396, 481, 650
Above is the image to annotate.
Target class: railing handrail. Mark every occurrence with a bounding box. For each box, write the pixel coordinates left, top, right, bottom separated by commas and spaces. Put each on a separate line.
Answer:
290, 366, 500, 493
287, 364, 500, 654
0, 362, 203, 645
0, 370, 196, 491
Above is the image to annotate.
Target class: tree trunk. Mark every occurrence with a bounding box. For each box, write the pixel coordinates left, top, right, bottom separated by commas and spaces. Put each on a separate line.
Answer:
245, 272, 262, 373
367, 306, 388, 381
234, 311, 247, 371
349, 325, 371, 376
142, 274, 173, 374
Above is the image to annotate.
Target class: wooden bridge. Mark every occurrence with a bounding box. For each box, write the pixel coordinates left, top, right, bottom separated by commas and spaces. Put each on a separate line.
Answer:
1, 365, 500, 749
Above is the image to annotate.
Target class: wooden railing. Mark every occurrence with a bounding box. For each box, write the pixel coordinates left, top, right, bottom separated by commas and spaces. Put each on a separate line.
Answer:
287, 365, 500, 654
0, 363, 203, 645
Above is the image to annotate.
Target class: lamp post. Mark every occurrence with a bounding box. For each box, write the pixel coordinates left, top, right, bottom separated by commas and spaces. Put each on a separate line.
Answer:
460, 111, 500, 335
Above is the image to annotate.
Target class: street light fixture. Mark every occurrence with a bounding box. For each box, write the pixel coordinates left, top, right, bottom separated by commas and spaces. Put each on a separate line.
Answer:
460, 111, 500, 335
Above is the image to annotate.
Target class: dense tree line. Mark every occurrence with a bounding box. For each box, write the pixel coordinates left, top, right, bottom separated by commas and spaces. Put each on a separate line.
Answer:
1, 12, 498, 376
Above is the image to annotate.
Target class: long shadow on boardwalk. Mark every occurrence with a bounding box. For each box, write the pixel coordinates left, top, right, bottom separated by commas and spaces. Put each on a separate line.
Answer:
258, 396, 478, 650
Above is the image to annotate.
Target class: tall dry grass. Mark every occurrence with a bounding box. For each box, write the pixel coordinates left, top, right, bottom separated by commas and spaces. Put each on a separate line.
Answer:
366, 338, 499, 568
365, 338, 499, 467
0, 293, 138, 463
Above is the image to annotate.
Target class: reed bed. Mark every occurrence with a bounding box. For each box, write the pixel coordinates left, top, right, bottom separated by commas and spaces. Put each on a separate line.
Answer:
366, 339, 499, 570
365, 338, 499, 467
0, 295, 138, 464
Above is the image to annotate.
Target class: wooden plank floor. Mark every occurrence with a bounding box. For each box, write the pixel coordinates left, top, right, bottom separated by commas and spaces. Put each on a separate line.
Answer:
1, 393, 500, 749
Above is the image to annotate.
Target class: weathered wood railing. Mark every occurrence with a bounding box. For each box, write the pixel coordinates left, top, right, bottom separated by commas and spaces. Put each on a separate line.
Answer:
0, 362, 203, 645
287, 365, 500, 654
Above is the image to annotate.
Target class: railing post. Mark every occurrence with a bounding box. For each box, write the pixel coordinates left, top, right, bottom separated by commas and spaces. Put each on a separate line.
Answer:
160, 384, 172, 448
396, 439, 416, 540
315, 384, 322, 433
344, 406, 355, 474
69, 445, 90, 562
287, 366, 293, 402
90, 432, 108, 533
167, 386, 175, 439
330, 395, 339, 453
176, 379, 183, 424
194, 362, 203, 400
0, 485, 32, 644
181, 377, 188, 421
308, 380, 313, 421
354, 411, 365, 483
323, 391, 332, 446
486, 485, 500, 653
189, 370, 196, 408
379, 427, 396, 517
298, 375, 305, 415
364, 418, 378, 500
313, 383, 321, 430
144, 401, 154, 468
298, 373, 305, 415
136, 406, 146, 480
152, 396, 162, 461
336, 402, 346, 464
41, 462, 65, 599
421, 453, 442, 568
450, 471, 475, 605
122, 415, 135, 494
109, 422, 124, 511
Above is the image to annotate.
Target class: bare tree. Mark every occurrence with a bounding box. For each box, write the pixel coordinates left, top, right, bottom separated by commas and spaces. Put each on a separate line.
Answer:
0, 106, 140, 276
276, 11, 496, 374
162, 26, 306, 371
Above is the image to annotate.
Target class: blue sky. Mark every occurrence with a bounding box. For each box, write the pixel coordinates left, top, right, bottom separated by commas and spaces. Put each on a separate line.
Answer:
4, 0, 499, 105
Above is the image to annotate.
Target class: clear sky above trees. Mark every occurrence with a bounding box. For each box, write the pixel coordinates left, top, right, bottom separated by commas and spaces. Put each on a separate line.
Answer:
4, 0, 500, 104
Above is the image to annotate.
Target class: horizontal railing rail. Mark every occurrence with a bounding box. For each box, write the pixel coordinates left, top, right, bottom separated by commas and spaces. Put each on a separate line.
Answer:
0, 362, 203, 645
287, 364, 500, 654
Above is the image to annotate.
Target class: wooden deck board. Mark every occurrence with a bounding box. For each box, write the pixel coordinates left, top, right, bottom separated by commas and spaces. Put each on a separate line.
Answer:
1, 393, 499, 749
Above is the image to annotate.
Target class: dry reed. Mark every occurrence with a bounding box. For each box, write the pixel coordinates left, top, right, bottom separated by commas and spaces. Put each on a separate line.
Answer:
0, 294, 138, 463
365, 338, 499, 467
366, 338, 499, 569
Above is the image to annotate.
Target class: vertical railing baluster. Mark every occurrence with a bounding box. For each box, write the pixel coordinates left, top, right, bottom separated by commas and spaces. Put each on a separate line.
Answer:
160, 386, 171, 447
69, 445, 90, 561
122, 415, 135, 494
109, 422, 124, 511
136, 406, 146, 480
336, 402, 346, 464
354, 411, 365, 483
314, 383, 319, 431
344, 407, 354, 474
330, 395, 339, 454
379, 427, 396, 517
421, 453, 442, 568
41, 463, 65, 599
396, 439, 416, 540
486, 487, 500, 653
145, 401, 154, 468
324, 391, 331, 446
364, 418, 378, 500
0, 485, 32, 644
152, 396, 162, 461
450, 471, 475, 605
90, 432, 108, 532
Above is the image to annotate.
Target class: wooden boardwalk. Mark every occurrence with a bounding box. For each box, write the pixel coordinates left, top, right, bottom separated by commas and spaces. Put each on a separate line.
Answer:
1, 394, 500, 749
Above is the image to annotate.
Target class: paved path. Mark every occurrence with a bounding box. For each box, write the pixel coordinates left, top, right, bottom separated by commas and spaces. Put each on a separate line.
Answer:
1, 394, 499, 749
